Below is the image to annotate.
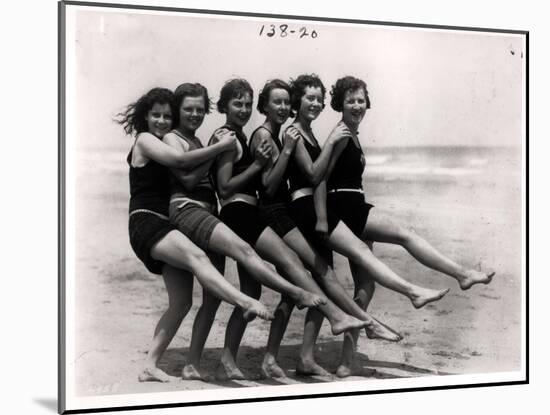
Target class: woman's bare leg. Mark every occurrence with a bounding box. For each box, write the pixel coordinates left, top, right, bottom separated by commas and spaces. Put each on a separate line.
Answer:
138, 264, 193, 383
327, 222, 449, 309
262, 295, 294, 378
256, 228, 377, 333
216, 264, 262, 381
152, 230, 273, 320
255, 227, 367, 377
283, 229, 376, 320
364, 210, 494, 289
282, 228, 400, 341
336, 243, 376, 378
183, 253, 225, 380
296, 308, 331, 377
208, 223, 323, 309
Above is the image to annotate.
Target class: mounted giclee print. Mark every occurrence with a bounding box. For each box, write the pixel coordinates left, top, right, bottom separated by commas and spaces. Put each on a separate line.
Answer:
59, 0, 528, 413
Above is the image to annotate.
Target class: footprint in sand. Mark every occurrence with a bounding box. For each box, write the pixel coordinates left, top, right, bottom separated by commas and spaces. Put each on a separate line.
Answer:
479, 293, 501, 300
452, 293, 469, 299
431, 351, 469, 360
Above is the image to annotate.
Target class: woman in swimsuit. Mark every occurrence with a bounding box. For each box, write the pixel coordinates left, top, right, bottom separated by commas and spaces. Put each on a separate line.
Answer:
284, 73, 454, 373
319, 76, 495, 377
210, 78, 402, 379
249, 79, 401, 377
162, 82, 326, 380
117, 87, 273, 383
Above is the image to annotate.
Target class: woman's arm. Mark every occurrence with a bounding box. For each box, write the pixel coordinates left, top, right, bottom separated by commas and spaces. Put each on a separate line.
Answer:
157, 131, 235, 169
170, 160, 214, 190
313, 180, 329, 238
251, 129, 296, 197
312, 134, 351, 237
323, 136, 349, 181
215, 141, 270, 199
290, 123, 351, 186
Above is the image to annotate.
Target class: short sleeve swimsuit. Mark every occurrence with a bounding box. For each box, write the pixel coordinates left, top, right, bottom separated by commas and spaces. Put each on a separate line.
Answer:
326, 134, 374, 237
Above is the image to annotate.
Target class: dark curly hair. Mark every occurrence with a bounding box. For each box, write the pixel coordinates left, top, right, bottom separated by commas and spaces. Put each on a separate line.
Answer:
289, 74, 326, 116
217, 78, 254, 114
173, 83, 211, 127
330, 76, 371, 112
116, 87, 175, 136
257, 79, 292, 116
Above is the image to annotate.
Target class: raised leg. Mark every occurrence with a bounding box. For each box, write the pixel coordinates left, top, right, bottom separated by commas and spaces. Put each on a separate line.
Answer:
283, 228, 374, 321
151, 230, 272, 320
328, 221, 449, 309
364, 210, 494, 289
256, 227, 366, 335
208, 223, 321, 309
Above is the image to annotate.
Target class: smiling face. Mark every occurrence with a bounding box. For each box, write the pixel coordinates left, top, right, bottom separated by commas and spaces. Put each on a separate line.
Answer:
226, 92, 253, 128
298, 86, 323, 122
145, 102, 173, 138
264, 88, 291, 125
342, 88, 367, 129
178, 95, 206, 133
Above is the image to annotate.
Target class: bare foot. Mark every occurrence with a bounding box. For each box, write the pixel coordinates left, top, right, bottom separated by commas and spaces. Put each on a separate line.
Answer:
243, 300, 274, 321
182, 364, 203, 380
363, 317, 402, 342
216, 354, 246, 381
138, 366, 178, 383
261, 355, 286, 378
331, 316, 365, 335
411, 287, 450, 309
459, 270, 495, 290
295, 289, 327, 310
335, 364, 352, 378
296, 359, 331, 377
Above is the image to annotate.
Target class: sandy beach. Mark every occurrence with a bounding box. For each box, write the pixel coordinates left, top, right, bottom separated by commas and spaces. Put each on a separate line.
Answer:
71, 144, 523, 398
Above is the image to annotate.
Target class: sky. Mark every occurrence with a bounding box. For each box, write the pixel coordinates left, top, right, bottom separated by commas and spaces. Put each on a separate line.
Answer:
67, 5, 525, 149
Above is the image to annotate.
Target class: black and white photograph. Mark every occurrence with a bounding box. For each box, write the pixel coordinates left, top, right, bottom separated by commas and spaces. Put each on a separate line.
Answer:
58, 1, 527, 413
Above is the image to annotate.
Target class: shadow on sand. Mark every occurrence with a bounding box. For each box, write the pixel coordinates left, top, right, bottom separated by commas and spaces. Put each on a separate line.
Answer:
154, 340, 450, 386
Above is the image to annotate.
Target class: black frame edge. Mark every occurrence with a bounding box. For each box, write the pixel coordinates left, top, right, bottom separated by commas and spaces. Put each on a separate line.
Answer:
61, 0, 528, 35
58, 1, 67, 414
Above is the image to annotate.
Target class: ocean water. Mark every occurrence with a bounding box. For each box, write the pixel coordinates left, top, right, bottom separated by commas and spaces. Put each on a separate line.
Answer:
364, 146, 522, 184
74, 144, 523, 219
77, 145, 522, 182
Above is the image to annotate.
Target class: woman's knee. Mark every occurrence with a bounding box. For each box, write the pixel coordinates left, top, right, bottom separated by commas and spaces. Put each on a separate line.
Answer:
185, 246, 212, 270
392, 226, 415, 246
233, 239, 258, 260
